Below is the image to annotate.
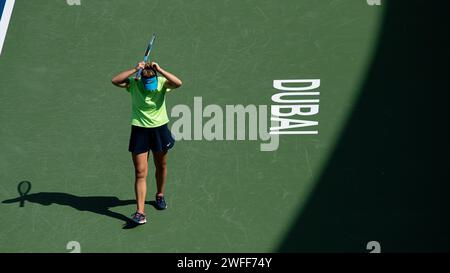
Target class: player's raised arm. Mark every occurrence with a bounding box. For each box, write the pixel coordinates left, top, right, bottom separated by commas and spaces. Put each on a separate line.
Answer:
111, 62, 144, 88
151, 62, 182, 89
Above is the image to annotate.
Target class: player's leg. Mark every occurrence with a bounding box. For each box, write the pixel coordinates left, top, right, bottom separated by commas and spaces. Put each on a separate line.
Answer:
128, 125, 151, 223
153, 150, 167, 196
132, 151, 149, 214
152, 150, 168, 209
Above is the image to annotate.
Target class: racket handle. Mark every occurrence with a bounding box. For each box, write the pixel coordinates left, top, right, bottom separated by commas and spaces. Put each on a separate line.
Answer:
134, 68, 143, 81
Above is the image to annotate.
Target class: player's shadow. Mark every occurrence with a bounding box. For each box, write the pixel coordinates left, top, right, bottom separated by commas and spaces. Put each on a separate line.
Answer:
2, 192, 156, 229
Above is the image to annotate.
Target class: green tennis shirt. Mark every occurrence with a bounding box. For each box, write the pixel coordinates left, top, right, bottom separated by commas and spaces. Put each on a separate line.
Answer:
125, 76, 173, 128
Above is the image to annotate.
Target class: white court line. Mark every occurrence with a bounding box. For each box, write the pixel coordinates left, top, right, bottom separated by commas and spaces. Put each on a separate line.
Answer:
0, 0, 16, 55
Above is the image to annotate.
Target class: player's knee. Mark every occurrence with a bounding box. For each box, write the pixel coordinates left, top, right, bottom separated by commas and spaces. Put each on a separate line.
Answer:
155, 160, 167, 171
135, 165, 148, 178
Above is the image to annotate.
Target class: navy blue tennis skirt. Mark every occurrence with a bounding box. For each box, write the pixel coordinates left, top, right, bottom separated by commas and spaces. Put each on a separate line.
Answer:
128, 124, 175, 154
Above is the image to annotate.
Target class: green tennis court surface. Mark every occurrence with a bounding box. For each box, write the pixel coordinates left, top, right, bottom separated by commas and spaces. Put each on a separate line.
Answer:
1, 0, 449, 253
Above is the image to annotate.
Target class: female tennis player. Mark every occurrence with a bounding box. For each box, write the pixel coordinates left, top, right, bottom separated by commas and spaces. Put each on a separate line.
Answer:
111, 61, 182, 224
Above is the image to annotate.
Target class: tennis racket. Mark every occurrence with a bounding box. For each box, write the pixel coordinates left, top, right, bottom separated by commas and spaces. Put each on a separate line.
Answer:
134, 33, 156, 81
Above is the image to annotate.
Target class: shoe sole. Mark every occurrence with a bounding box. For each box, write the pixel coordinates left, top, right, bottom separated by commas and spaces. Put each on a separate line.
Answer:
132, 219, 147, 224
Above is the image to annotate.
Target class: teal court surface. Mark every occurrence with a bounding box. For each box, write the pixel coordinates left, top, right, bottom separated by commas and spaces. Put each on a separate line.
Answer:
0, 0, 449, 253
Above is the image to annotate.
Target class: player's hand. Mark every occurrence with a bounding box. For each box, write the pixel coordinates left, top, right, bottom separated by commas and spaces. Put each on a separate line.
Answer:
135, 61, 145, 71
151, 62, 162, 72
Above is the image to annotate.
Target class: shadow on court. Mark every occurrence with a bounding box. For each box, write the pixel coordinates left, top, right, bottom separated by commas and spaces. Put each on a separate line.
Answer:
279, 0, 450, 252
2, 191, 156, 230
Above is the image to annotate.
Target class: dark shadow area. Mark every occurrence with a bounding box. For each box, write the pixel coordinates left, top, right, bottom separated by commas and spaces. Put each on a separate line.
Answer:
279, 1, 450, 252
148, 200, 160, 210
2, 192, 153, 230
